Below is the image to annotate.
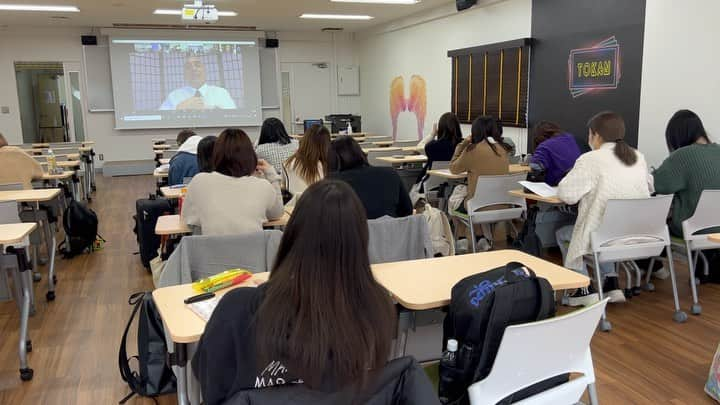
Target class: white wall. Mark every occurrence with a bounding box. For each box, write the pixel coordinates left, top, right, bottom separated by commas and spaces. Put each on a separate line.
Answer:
357, 0, 532, 151
638, 0, 720, 167
0, 27, 360, 167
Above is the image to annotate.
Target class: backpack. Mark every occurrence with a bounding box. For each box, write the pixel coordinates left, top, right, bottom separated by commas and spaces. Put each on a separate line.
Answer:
60, 200, 99, 258
511, 205, 542, 257
119, 292, 176, 404
440, 262, 566, 404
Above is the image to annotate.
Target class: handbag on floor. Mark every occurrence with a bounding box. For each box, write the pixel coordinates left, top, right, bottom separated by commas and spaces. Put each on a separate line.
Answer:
705, 342, 720, 402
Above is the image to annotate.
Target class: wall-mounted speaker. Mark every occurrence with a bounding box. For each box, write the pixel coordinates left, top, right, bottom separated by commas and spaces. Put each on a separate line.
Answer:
265, 38, 279, 48
81, 35, 98, 46
456, 0, 477, 11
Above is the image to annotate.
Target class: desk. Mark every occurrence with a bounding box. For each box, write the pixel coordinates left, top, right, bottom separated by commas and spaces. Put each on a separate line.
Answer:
39, 160, 80, 168
0, 189, 61, 302
31, 143, 49, 148
377, 155, 428, 165
709, 234, 720, 244
508, 189, 563, 205
366, 135, 391, 141
0, 222, 38, 380
41, 170, 79, 201
402, 146, 423, 153
159, 158, 171, 165
373, 141, 394, 147
363, 147, 402, 153
160, 186, 184, 200
154, 144, 172, 150
155, 210, 293, 236
426, 164, 530, 181
154, 168, 169, 178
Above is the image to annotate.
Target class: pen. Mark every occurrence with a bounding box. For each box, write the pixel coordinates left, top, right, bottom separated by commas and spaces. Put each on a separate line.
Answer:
184, 292, 215, 304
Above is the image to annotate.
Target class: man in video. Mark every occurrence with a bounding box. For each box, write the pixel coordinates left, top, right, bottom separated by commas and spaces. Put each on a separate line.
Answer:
160, 55, 237, 110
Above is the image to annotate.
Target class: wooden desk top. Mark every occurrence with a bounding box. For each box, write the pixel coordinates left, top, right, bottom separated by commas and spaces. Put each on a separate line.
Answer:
79, 146, 93, 153
508, 189, 563, 205
160, 186, 184, 199
153, 144, 172, 150
41, 170, 74, 180
363, 147, 402, 153
155, 210, 293, 235
40, 160, 80, 168
159, 158, 171, 165
31, 143, 50, 148
510, 164, 531, 174
377, 155, 428, 164
0, 188, 61, 203
366, 135, 391, 140
373, 250, 590, 311
154, 168, 169, 178
402, 146, 423, 153
153, 273, 270, 343
373, 141, 394, 147
708, 234, 720, 244
0, 223, 38, 245
427, 169, 466, 180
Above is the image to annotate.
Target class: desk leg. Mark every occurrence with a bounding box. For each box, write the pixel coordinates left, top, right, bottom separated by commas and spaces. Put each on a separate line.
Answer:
174, 342, 190, 405
394, 310, 413, 358
6, 250, 33, 380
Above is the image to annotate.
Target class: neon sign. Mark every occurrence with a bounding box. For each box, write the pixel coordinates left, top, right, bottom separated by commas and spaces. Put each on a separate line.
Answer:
568, 36, 621, 98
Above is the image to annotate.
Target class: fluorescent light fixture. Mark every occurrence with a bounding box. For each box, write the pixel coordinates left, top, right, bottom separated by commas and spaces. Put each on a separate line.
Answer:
300, 13, 374, 20
153, 9, 238, 17
331, 0, 420, 3
0, 4, 80, 12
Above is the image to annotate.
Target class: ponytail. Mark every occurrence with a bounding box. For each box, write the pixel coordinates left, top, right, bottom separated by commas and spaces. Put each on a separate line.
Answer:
613, 139, 637, 166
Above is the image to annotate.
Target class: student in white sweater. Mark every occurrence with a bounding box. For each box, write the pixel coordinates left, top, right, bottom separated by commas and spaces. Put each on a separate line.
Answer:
182, 129, 284, 236
556, 112, 651, 306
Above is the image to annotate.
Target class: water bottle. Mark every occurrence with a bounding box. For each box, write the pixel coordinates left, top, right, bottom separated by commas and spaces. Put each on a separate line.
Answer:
438, 339, 459, 403
47, 148, 57, 174
347, 122, 353, 135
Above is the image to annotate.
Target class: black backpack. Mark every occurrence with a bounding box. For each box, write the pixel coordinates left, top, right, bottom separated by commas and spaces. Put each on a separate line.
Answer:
60, 200, 99, 258
119, 292, 176, 404
511, 206, 542, 257
440, 262, 566, 404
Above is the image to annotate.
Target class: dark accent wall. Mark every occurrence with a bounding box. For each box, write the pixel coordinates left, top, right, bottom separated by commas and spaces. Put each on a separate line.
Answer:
529, 0, 646, 150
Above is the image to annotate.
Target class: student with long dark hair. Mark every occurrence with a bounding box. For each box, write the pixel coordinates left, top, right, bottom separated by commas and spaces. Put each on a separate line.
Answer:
653, 109, 720, 236
556, 112, 651, 306
196, 135, 217, 173
530, 121, 582, 186
255, 118, 298, 175
415, 112, 463, 181
181, 129, 284, 235
284, 124, 331, 199
329, 136, 413, 219
193, 180, 407, 405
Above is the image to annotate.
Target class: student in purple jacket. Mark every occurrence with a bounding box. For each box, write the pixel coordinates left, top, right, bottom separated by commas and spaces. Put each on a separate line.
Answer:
530, 121, 582, 186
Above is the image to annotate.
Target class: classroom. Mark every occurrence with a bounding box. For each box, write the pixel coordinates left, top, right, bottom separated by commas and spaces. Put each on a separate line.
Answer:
1, 0, 719, 404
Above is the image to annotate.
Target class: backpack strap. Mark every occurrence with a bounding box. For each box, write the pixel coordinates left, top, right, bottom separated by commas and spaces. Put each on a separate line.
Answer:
471, 282, 517, 382
118, 292, 148, 401
535, 278, 555, 321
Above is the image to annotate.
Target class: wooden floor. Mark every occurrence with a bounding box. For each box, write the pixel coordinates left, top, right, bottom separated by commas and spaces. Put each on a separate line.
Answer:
0, 175, 717, 404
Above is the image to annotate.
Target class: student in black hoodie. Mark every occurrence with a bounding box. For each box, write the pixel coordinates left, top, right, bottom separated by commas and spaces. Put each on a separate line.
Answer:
192, 180, 399, 405
416, 112, 463, 181
328, 136, 413, 219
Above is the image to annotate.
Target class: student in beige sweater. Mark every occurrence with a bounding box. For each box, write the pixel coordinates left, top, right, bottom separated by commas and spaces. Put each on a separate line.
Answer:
182, 129, 284, 236
449, 116, 511, 250
556, 112, 652, 306
0, 133, 44, 189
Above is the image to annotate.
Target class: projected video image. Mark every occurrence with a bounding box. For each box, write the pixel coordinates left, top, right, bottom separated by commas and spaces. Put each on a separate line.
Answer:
128, 42, 244, 111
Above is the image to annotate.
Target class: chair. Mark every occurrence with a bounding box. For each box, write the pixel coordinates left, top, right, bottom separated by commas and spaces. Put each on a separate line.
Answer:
589, 196, 685, 331
367, 215, 433, 264
450, 173, 527, 253
468, 299, 608, 405
676, 190, 720, 315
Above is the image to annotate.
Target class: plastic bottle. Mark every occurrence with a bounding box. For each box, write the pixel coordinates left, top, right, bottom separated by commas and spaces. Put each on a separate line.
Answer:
438, 339, 459, 403
347, 122, 353, 135
47, 148, 57, 174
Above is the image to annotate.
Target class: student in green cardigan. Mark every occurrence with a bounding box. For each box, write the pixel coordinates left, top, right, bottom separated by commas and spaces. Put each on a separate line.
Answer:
653, 110, 720, 237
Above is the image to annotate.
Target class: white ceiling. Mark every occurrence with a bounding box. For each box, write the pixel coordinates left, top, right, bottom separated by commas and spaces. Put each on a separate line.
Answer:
0, 0, 455, 31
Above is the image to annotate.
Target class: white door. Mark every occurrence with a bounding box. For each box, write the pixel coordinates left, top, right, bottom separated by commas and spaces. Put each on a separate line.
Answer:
63, 61, 88, 142
280, 62, 332, 133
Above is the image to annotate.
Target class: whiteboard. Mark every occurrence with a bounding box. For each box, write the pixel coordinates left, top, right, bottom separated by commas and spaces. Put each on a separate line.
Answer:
83, 45, 115, 112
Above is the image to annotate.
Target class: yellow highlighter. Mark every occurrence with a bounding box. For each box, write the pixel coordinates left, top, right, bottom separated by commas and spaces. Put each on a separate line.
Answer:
192, 269, 248, 292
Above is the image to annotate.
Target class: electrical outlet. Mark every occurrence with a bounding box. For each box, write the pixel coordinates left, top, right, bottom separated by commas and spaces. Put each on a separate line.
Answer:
1, 106, 9, 114
98, 154, 104, 161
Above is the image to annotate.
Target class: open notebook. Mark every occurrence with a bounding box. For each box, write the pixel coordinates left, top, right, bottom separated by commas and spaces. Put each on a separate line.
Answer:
518, 181, 558, 198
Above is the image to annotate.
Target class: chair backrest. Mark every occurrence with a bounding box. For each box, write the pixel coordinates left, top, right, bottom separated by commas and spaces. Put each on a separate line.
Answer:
467, 173, 527, 213
468, 299, 608, 405
0, 201, 20, 224
591, 196, 672, 250
682, 190, 720, 237
424, 161, 451, 192
0, 183, 24, 191
367, 215, 433, 264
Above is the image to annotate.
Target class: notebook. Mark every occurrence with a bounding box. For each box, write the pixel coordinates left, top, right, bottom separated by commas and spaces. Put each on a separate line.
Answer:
187, 296, 220, 322
518, 181, 558, 198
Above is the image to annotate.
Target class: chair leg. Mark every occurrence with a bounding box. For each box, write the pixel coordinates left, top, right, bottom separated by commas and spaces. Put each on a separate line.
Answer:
619, 262, 632, 299
628, 261, 642, 296
587, 383, 600, 405
699, 251, 710, 277
469, 219, 477, 254
594, 253, 611, 332
666, 247, 688, 323
644, 258, 656, 291
685, 243, 701, 315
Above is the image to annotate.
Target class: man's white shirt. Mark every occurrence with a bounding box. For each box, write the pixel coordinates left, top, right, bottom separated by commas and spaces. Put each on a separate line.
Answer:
160, 83, 237, 110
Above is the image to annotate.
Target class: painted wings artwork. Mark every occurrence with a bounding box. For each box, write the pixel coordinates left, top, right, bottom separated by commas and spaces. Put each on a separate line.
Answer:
390, 75, 427, 141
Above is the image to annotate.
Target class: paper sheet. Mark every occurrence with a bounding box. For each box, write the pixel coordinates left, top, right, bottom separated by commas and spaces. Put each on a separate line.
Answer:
187, 296, 220, 322
518, 181, 558, 198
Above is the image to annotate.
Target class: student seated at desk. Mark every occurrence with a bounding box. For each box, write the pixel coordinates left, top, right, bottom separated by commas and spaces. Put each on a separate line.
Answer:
329, 136, 413, 219
168, 129, 202, 186
556, 112, 651, 306
416, 112, 463, 180
181, 129, 284, 236
255, 118, 298, 176
284, 124, 330, 199
193, 180, 408, 405
530, 121, 582, 186
197, 135, 217, 173
653, 110, 720, 237
0, 132, 44, 189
